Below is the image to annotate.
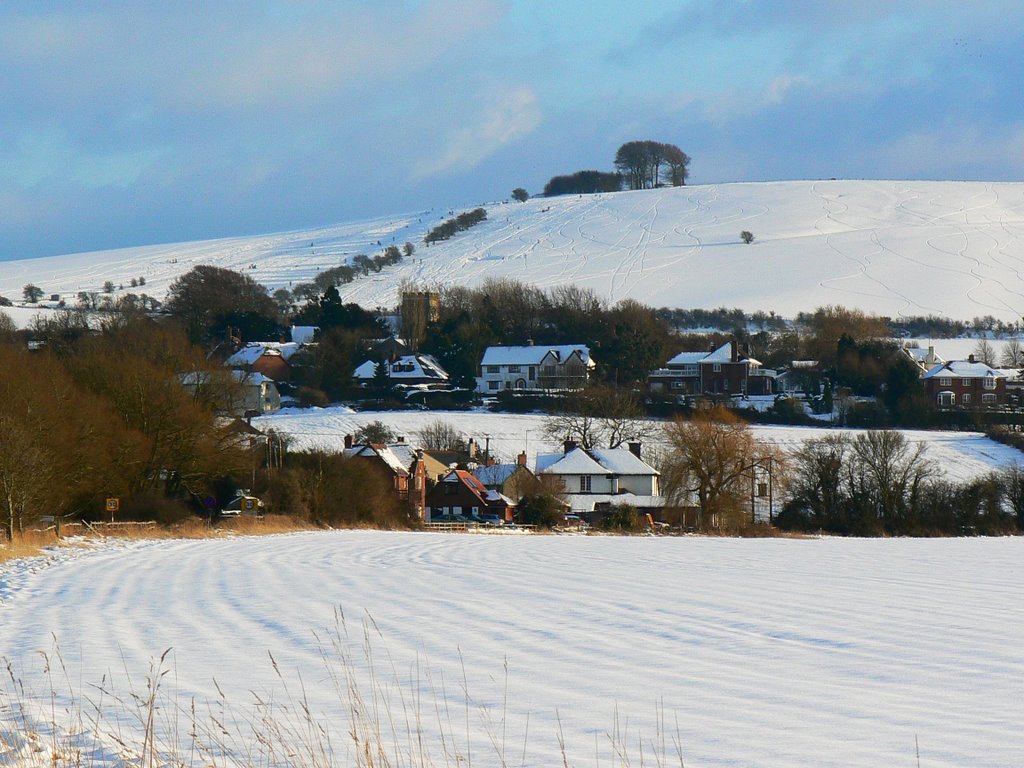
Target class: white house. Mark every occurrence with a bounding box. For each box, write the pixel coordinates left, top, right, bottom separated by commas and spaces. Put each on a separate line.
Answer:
535, 441, 663, 515
476, 344, 594, 393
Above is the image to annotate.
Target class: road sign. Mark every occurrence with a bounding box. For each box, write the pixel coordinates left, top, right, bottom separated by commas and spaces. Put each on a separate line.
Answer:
105, 497, 120, 513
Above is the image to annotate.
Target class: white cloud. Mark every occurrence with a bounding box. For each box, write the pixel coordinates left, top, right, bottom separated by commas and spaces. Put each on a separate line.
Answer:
872, 124, 1024, 179
410, 86, 541, 181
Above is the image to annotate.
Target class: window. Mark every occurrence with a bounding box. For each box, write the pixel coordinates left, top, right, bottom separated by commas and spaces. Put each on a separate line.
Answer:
529, 366, 536, 381
939, 377, 952, 386
508, 365, 521, 373
938, 392, 955, 407
983, 393, 997, 404
579, 475, 591, 492
444, 483, 456, 495
713, 363, 722, 372
962, 378, 972, 386
962, 393, 972, 404
485, 365, 499, 374
682, 364, 698, 376
984, 377, 997, 390
488, 381, 499, 390
671, 380, 684, 390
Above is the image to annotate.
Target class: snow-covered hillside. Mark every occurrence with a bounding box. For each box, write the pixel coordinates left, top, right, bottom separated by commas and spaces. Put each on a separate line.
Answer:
1, 532, 1022, 767
4, 180, 1024, 322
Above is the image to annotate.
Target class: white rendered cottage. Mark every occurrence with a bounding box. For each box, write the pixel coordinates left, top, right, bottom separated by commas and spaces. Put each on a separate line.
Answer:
535, 441, 663, 515
476, 344, 594, 393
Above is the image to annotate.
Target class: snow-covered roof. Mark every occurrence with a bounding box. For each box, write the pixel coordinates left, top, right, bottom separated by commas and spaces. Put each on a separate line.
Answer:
904, 346, 945, 364
666, 342, 733, 367
588, 447, 659, 476
563, 493, 666, 513
538, 445, 659, 477
225, 341, 302, 367
536, 447, 612, 475
353, 354, 450, 381
180, 370, 274, 386
472, 463, 524, 486
343, 444, 412, 476
481, 345, 593, 367
922, 360, 1004, 379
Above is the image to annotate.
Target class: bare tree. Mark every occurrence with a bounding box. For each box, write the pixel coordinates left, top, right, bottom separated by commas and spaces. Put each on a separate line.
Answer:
1001, 338, 1024, 368
850, 430, 934, 528
415, 420, 468, 453
542, 387, 657, 449
661, 407, 781, 529
973, 338, 996, 366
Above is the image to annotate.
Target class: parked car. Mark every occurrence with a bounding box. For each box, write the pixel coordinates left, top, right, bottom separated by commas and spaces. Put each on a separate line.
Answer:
430, 513, 471, 523
220, 494, 264, 517
478, 514, 504, 526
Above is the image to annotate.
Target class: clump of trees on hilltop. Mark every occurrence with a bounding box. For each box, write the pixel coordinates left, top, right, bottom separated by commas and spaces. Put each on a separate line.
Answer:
544, 140, 690, 197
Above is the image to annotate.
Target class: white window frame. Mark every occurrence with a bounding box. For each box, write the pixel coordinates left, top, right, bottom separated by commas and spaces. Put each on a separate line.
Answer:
939, 377, 952, 386
984, 377, 997, 390
983, 393, 997, 404
579, 475, 591, 492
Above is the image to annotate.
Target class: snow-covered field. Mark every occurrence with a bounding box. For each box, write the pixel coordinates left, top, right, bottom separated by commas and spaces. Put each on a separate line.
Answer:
253, 407, 1024, 483
5, 180, 1024, 322
1, 532, 1022, 767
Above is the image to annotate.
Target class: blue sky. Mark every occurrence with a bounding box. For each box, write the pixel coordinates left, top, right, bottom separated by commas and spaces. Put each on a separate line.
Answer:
2, 1, 1023, 260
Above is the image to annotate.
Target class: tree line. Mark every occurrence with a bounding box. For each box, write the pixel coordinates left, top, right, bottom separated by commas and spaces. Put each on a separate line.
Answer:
543, 140, 690, 197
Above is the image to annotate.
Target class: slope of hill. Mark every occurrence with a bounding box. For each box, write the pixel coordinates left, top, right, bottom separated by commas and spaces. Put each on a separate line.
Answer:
4, 180, 1024, 321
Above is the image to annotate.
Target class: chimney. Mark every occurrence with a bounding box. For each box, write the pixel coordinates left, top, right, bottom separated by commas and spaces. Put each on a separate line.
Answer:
969, 354, 976, 364
526, 338, 534, 346
627, 441, 641, 459
468, 438, 477, 459
563, 439, 577, 454
517, 451, 527, 466
396, 435, 405, 443
344, 434, 354, 449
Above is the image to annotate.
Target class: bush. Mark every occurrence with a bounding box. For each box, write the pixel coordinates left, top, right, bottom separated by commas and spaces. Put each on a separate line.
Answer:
516, 495, 564, 528
600, 504, 640, 531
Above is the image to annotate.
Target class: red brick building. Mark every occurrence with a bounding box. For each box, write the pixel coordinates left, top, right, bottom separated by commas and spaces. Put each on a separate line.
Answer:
921, 357, 1007, 409
648, 341, 775, 398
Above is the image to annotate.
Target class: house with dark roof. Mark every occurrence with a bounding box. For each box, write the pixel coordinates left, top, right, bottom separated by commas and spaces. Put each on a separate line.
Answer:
921, 356, 1007, 409
425, 469, 516, 522
342, 435, 427, 519
353, 354, 450, 387
647, 341, 774, 399
476, 344, 594, 393
471, 452, 534, 500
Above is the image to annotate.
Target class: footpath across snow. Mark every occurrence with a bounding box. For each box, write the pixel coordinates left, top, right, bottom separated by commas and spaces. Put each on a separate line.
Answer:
1, 531, 1022, 767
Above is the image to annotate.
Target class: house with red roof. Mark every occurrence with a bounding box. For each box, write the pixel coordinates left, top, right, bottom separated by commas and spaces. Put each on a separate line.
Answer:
425, 469, 515, 522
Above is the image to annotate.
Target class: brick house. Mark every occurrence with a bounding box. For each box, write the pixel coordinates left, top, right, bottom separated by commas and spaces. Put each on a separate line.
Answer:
425, 470, 516, 522
342, 435, 427, 519
921, 357, 1007, 409
647, 341, 774, 398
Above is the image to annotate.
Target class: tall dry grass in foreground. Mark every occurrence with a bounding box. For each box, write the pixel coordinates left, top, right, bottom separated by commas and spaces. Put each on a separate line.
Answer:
1, 614, 686, 768
0, 516, 317, 565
